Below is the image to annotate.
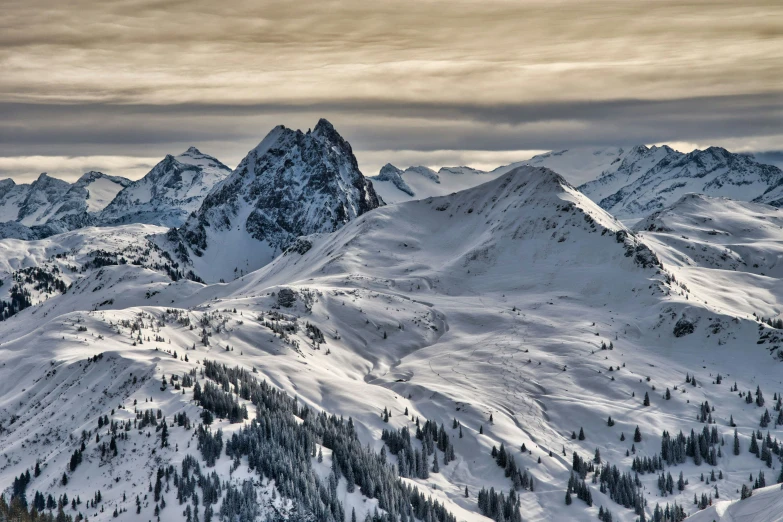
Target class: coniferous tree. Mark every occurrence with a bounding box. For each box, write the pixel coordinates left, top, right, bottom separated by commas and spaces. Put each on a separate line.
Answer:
750, 434, 759, 456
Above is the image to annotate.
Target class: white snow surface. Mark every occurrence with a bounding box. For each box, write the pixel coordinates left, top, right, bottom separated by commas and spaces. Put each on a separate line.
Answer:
0, 165, 783, 521
80, 173, 129, 212
687, 484, 783, 522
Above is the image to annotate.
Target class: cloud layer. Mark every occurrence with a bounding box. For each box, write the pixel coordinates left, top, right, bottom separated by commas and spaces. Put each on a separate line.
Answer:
0, 0, 780, 179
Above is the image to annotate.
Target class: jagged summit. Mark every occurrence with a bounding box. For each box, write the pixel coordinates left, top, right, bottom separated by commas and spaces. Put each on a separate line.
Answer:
170, 119, 381, 282
312, 117, 338, 138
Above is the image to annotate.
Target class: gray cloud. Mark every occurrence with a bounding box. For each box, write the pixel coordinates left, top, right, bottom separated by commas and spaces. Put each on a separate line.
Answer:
0, 1, 780, 180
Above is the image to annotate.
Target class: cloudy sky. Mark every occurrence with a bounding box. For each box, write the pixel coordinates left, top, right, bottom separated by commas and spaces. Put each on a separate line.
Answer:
1, 0, 781, 182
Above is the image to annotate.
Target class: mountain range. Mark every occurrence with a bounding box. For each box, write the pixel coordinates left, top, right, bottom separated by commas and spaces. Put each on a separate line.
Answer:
0, 120, 782, 521
375, 145, 783, 222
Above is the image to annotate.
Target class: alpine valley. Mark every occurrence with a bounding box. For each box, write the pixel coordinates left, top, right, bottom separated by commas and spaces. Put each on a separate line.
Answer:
2, 120, 783, 522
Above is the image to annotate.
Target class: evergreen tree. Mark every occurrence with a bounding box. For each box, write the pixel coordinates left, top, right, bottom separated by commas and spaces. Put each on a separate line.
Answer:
750, 434, 759, 456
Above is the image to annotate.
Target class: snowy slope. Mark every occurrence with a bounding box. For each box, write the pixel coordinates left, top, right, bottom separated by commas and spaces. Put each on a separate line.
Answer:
73, 171, 132, 213
0, 179, 29, 223
686, 483, 783, 522
636, 194, 783, 278
99, 147, 231, 227
0, 223, 205, 328
169, 119, 381, 283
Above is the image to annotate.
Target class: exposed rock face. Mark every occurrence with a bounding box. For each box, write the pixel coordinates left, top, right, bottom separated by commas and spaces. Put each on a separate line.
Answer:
174, 119, 381, 269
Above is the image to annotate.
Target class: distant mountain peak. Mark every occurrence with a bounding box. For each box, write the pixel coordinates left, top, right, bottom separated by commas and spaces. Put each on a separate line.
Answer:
98, 148, 231, 227
546, 145, 783, 218
372, 164, 414, 197
76, 171, 110, 183
33, 172, 58, 183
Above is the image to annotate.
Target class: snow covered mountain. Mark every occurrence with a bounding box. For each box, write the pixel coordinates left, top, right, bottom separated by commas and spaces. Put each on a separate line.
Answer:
539, 146, 783, 220
369, 164, 506, 204
0, 179, 31, 223
169, 119, 382, 282
2, 136, 783, 521
0, 172, 131, 239
633, 193, 783, 335
14, 173, 73, 226
0, 148, 225, 240
99, 147, 231, 227
371, 146, 783, 218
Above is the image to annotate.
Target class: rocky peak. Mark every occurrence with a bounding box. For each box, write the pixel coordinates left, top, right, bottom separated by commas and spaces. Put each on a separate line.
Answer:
171, 119, 382, 282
